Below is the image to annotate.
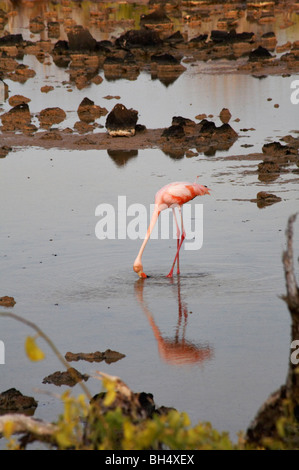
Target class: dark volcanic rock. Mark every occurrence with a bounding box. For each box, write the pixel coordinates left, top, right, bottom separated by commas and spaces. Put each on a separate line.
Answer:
0, 388, 37, 411
151, 53, 179, 64
106, 104, 138, 137
211, 29, 254, 43
43, 368, 89, 387
77, 97, 108, 123
38, 107, 66, 128
0, 295, 15, 306
47, 21, 60, 39
1, 103, 32, 131
249, 46, 272, 60
262, 141, 292, 156
53, 40, 69, 53
219, 108, 232, 124
115, 29, 162, 49
150, 53, 186, 84
199, 119, 217, 134
254, 191, 282, 208
216, 123, 237, 139
29, 16, 45, 34
258, 159, 281, 182
0, 34, 23, 45
189, 33, 208, 44
65, 349, 126, 364
67, 25, 97, 51
0, 146, 12, 158
140, 8, 171, 25
165, 31, 185, 45
162, 124, 185, 139
7, 64, 36, 83
172, 116, 195, 127
171, 116, 196, 135
8, 94, 31, 107
161, 117, 238, 156
103, 51, 140, 80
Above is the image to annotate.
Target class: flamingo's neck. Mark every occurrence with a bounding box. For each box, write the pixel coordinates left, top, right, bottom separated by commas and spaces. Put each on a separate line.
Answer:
133, 206, 160, 277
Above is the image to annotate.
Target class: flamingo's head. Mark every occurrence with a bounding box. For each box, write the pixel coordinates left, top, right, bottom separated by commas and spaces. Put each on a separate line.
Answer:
133, 261, 147, 279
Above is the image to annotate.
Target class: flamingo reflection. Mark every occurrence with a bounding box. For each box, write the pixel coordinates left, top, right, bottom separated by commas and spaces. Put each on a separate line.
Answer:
134, 278, 213, 366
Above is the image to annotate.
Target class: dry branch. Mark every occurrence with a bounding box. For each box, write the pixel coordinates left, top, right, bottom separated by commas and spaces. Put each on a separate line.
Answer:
247, 213, 299, 445
0, 413, 57, 443
282, 213, 299, 406
282, 213, 299, 312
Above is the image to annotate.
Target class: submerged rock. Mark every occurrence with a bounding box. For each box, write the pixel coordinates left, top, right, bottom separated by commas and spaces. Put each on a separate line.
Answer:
258, 159, 281, 182
105, 103, 138, 137
43, 368, 89, 387
65, 349, 126, 364
255, 191, 282, 208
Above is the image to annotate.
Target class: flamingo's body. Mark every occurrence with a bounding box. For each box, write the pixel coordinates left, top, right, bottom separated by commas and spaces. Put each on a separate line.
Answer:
133, 181, 210, 278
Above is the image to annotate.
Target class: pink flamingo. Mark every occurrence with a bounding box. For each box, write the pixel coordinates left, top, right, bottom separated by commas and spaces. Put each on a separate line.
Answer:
133, 180, 210, 278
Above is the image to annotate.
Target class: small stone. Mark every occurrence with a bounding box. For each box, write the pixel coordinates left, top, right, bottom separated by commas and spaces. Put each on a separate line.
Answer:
41, 85, 54, 93
0, 296, 16, 307
219, 108, 232, 124
8, 95, 31, 107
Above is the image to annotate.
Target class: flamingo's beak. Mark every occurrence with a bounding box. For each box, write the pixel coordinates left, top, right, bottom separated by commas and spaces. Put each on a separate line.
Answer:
139, 272, 147, 279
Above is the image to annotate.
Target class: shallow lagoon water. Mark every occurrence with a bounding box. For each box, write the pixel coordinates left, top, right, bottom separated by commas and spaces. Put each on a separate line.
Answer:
0, 0, 299, 448
1, 144, 298, 445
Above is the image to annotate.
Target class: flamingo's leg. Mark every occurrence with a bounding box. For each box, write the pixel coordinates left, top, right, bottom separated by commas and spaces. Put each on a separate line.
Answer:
167, 206, 186, 278
172, 207, 181, 274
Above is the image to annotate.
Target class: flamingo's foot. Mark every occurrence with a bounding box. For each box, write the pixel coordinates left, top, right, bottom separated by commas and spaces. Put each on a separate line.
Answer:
166, 272, 173, 278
